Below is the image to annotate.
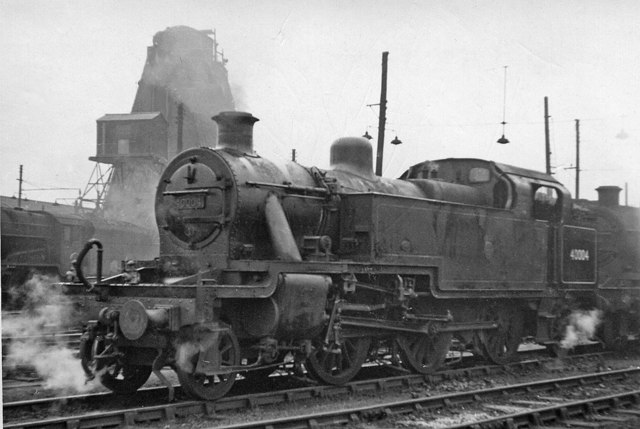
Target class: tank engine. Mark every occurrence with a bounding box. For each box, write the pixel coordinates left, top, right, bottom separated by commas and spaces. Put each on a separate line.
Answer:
67, 111, 640, 401
574, 187, 640, 348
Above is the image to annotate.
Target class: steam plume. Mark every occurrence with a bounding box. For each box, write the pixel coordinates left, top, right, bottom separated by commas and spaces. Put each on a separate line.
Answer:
560, 309, 602, 350
3, 274, 99, 393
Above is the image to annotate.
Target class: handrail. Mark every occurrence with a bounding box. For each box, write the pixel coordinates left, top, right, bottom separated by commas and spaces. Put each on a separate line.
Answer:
73, 238, 103, 293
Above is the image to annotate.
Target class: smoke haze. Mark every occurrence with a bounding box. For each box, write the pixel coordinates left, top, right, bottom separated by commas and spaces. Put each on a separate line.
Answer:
99, 26, 237, 239
3, 275, 100, 393
132, 26, 235, 155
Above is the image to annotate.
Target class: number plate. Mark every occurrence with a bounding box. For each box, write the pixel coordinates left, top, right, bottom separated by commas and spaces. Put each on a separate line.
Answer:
175, 195, 205, 210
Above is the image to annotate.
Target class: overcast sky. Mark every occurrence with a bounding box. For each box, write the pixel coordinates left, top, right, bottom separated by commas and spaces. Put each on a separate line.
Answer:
1, 0, 638, 205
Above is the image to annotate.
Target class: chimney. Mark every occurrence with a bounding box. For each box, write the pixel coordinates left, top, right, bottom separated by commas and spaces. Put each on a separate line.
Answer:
212, 111, 259, 154
596, 185, 622, 207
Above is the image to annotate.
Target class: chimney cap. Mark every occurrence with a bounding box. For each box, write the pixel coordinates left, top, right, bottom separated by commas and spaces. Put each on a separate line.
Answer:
596, 185, 622, 207
212, 111, 259, 124
596, 185, 622, 192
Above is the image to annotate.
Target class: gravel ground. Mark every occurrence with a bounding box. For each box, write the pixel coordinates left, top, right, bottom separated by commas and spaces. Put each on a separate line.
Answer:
140, 353, 640, 428
2, 369, 180, 403
4, 352, 640, 428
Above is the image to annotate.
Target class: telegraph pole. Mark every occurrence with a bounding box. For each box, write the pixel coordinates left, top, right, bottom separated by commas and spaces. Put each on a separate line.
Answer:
177, 103, 184, 153
544, 97, 551, 175
375, 52, 388, 176
18, 164, 23, 208
575, 119, 580, 199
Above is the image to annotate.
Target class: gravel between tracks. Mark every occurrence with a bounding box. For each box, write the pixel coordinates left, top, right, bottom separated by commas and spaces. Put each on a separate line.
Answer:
145, 353, 640, 428
4, 352, 640, 428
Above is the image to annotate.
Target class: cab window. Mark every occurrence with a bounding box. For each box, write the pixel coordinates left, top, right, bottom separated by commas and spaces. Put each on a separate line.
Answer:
469, 167, 490, 183
533, 185, 560, 221
493, 178, 513, 209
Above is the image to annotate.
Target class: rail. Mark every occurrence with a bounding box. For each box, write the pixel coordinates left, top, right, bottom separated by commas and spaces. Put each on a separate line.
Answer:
3, 352, 608, 428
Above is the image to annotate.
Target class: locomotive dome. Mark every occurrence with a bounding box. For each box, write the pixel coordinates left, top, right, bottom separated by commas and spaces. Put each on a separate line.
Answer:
330, 137, 375, 179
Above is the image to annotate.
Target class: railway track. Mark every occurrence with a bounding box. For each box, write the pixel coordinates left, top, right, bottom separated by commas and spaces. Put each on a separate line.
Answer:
2, 331, 82, 380
447, 391, 640, 428
2, 352, 608, 428
2, 331, 82, 354
221, 373, 640, 429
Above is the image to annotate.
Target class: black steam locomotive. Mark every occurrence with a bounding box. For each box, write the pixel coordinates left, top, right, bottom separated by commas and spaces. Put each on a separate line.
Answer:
66, 111, 640, 401
1, 202, 157, 309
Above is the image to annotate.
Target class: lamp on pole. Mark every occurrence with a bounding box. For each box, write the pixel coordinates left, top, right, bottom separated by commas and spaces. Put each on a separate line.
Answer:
497, 66, 509, 144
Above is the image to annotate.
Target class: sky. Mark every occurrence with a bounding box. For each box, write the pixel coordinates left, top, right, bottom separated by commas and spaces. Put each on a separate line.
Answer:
1, 0, 639, 205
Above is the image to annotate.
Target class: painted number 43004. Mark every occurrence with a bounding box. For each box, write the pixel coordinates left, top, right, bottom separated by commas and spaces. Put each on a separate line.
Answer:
569, 248, 590, 261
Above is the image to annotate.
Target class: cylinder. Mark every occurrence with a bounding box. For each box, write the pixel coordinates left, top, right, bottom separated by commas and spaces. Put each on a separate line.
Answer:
274, 273, 331, 338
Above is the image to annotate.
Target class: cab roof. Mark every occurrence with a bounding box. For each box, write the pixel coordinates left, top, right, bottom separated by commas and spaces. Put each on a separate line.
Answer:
402, 158, 560, 184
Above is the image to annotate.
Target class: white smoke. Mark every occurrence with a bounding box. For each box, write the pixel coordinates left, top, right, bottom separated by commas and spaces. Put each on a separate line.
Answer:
3, 274, 100, 393
175, 341, 200, 374
560, 309, 603, 350
230, 82, 248, 112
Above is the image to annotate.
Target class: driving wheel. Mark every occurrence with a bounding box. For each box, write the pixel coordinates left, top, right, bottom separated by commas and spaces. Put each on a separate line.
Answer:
397, 332, 452, 374
79, 333, 151, 394
479, 304, 523, 364
175, 329, 240, 400
305, 336, 371, 385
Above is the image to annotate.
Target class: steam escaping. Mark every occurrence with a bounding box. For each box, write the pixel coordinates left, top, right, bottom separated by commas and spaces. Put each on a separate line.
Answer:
101, 161, 164, 233
230, 82, 249, 112
560, 309, 603, 350
174, 329, 225, 374
3, 274, 100, 393
175, 341, 200, 374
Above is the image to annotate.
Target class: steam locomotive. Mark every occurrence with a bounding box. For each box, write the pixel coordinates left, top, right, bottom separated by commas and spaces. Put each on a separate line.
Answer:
1, 202, 157, 309
65, 111, 640, 401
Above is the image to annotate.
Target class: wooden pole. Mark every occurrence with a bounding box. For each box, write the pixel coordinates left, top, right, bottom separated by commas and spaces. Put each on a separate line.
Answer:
375, 52, 388, 176
544, 97, 551, 175
575, 119, 580, 199
177, 103, 184, 153
18, 164, 23, 208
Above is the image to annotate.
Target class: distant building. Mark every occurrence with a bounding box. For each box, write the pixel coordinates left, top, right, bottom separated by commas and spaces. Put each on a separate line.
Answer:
83, 26, 235, 231
94, 112, 168, 162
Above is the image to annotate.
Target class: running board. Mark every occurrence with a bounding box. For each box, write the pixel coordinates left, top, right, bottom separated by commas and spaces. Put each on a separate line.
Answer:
340, 315, 498, 335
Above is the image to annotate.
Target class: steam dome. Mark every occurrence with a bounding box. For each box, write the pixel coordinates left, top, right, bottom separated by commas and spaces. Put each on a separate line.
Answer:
330, 137, 374, 179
